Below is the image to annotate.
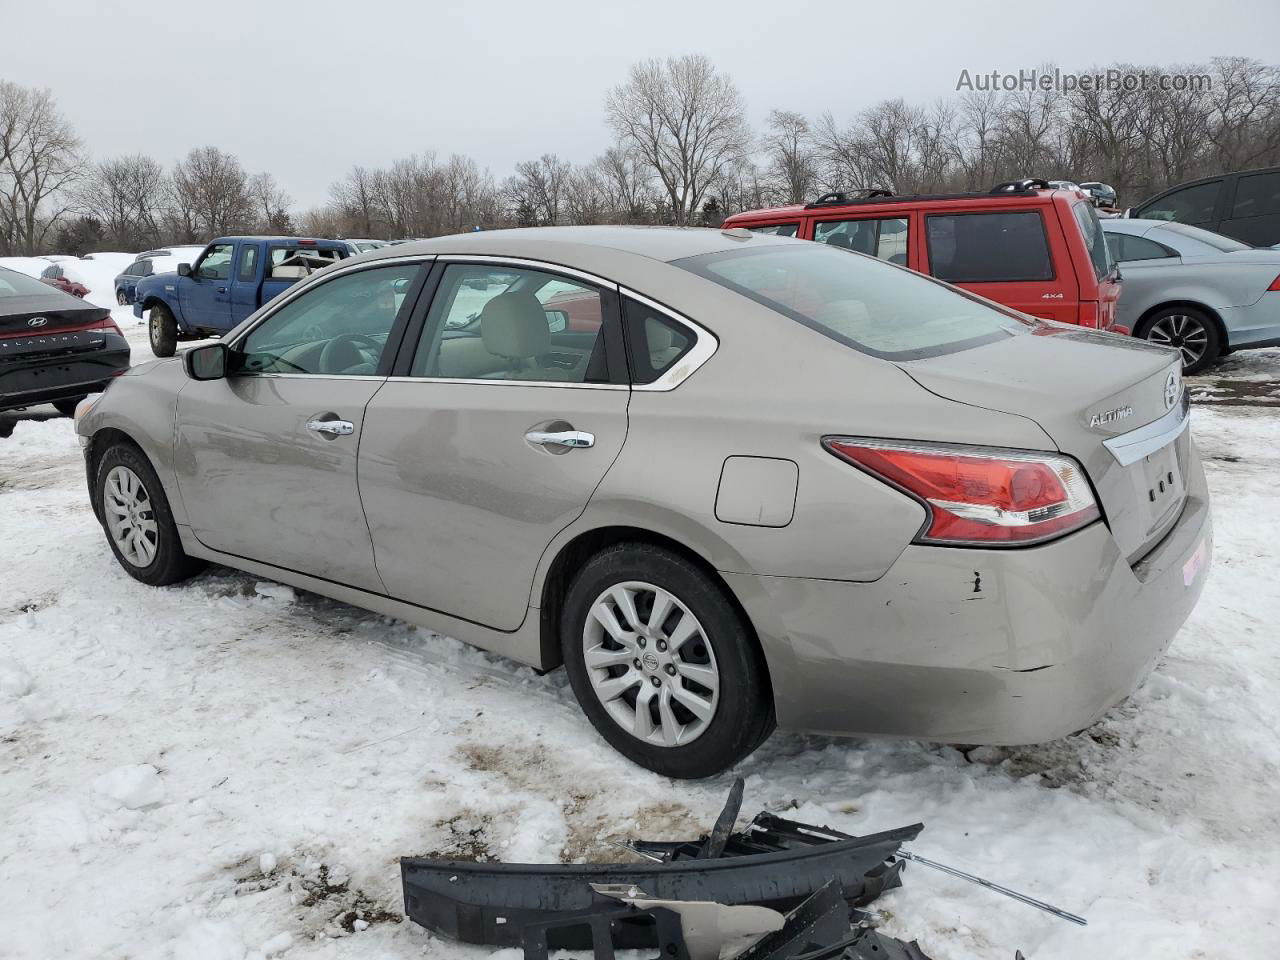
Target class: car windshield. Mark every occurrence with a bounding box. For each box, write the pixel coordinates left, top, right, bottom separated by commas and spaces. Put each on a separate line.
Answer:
1157, 221, 1252, 253
0, 268, 58, 298
675, 243, 1034, 360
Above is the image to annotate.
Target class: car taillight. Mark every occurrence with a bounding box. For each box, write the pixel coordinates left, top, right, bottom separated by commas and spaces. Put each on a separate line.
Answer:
95, 315, 122, 335
1267, 274, 1280, 292
824, 438, 1100, 546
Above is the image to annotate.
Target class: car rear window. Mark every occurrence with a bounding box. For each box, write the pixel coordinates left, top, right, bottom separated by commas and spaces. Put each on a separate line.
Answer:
1157, 221, 1251, 253
675, 243, 1032, 361
0, 268, 58, 298
925, 211, 1054, 283
1071, 201, 1114, 280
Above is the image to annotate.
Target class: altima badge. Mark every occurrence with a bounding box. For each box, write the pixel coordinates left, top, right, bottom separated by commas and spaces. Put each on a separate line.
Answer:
1089, 405, 1133, 428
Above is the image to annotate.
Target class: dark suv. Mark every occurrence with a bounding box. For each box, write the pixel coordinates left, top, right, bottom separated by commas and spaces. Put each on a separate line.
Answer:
1133, 165, 1280, 247
722, 179, 1124, 332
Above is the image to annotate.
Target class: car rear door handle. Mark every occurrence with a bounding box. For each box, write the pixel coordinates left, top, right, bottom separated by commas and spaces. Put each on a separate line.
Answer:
525, 429, 595, 449
307, 418, 354, 436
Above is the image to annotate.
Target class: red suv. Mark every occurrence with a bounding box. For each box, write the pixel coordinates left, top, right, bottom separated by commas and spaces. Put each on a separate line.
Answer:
722, 178, 1125, 332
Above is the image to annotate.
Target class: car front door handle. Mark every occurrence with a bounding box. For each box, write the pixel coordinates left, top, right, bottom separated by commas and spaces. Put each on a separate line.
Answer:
525, 429, 595, 449
307, 418, 354, 436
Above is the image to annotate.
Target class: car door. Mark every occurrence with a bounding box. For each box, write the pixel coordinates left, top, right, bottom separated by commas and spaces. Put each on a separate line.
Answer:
174, 259, 430, 592
1105, 231, 1183, 331
1216, 169, 1280, 246
181, 241, 236, 331
358, 259, 630, 631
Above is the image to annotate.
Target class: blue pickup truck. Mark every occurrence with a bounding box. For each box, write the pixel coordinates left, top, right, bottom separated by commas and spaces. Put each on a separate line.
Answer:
133, 236, 350, 357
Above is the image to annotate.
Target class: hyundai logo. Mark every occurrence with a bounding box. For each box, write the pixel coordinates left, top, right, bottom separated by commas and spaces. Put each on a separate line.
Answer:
27, 316, 47, 327
1164, 371, 1180, 410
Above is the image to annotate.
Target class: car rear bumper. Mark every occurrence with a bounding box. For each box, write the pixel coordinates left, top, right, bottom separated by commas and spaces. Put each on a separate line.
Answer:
0, 336, 130, 411
724, 455, 1213, 744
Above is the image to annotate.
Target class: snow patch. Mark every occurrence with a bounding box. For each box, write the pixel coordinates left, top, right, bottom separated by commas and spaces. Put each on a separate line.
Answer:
92, 764, 166, 810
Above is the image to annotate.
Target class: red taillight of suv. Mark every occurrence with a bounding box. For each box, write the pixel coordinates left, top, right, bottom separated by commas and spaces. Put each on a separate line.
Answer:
825, 438, 1100, 546
1267, 274, 1280, 292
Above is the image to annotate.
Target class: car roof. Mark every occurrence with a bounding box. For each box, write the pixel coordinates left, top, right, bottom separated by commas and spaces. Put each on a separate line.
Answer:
358, 225, 798, 266
728, 188, 1065, 223
213, 236, 348, 245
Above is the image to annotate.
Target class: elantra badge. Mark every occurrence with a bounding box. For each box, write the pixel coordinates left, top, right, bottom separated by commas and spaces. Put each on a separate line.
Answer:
1089, 405, 1133, 428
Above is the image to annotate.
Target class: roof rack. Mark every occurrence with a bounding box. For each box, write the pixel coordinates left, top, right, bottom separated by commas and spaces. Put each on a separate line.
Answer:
801, 180, 1050, 211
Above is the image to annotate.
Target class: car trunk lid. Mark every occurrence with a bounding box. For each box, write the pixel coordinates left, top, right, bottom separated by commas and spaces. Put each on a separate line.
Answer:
0, 295, 114, 361
897, 327, 1190, 563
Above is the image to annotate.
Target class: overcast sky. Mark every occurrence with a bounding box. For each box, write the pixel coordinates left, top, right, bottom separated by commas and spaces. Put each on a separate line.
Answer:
3, 0, 1277, 210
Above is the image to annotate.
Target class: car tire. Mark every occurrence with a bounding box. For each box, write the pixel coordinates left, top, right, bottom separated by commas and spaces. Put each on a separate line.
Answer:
94, 442, 205, 587
1138, 306, 1221, 375
116, 289, 129, 306
149, 303, 178, 358
52, 397, 85, 417
561, 542, 774, 779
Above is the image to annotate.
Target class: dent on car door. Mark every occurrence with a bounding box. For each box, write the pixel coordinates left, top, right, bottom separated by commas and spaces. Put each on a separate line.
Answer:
174, 260, 428, 592
358, 261, 631, 632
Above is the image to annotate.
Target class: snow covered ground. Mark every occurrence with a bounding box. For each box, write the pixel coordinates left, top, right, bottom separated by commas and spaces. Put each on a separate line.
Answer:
1, 351, 1278, 960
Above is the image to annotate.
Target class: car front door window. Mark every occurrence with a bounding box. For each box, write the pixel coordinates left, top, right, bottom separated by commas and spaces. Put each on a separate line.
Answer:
196, 244, 234, 280
238, 264, 420, 376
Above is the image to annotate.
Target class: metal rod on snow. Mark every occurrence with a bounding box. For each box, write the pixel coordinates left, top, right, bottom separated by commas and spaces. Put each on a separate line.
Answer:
897, 850, 1088, 927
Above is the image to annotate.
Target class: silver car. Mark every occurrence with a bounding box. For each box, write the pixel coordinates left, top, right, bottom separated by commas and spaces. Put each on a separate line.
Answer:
1103, 218, 1280, 373
75, 227, 1213, 778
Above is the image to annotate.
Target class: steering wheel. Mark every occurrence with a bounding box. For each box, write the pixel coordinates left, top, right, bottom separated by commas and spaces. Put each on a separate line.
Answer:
318, 333, 380, 374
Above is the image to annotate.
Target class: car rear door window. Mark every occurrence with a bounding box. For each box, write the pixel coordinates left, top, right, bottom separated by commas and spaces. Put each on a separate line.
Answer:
410, 264, 612, 384
1230, 172, 1280, 220
237, 263, 421, 376
1141, 180, 1221, 225
814, 217, 909, 265
925, 211, 1053, 283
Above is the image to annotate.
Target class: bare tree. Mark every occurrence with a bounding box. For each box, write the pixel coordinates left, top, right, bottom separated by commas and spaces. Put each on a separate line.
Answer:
594, 146, 653, 222
78, 153, 168, 249
248, 171, 293, 233
331, 165, 379, 237
170, 146, 253, 239
606, 55, 750, 226
762, 110, 818, 203
503, 153, 571, 225
0, 81, 81, 255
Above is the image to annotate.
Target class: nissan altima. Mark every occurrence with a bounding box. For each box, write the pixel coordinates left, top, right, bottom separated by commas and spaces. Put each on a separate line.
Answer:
74, 227, 1212, 778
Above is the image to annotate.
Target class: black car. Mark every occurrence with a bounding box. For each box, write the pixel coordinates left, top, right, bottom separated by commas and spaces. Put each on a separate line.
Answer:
1132, 165, 1280, 247
0, 266, 130, 416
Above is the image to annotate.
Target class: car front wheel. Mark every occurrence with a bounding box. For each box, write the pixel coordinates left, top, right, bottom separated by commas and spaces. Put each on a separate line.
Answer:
95, 443, 205, 586
561, 543, 774, 778
1139, 306, 1221, 374
116, 289, 129, 305
148, 303, 178, 358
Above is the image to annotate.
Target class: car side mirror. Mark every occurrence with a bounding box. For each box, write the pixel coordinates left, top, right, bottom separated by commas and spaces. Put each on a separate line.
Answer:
177, 263, 192, 277
184, 342, 228, 381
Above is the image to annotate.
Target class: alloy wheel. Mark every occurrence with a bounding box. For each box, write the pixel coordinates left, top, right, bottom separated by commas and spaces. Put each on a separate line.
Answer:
103, 465, 158, 568
1147, 314, 1209, 368
582, 581, 720, 747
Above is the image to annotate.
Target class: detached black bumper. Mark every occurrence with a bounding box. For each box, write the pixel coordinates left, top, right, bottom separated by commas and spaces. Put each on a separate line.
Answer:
0, 333, 130, 412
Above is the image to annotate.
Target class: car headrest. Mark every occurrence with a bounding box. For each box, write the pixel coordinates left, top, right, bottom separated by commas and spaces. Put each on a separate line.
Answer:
480, 290, 550, 359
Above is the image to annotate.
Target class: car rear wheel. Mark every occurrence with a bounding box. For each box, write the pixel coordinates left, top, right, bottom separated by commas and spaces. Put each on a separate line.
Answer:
149, 303, 178, 358
95, 443, 205, 586
52, 397, 85, 417
1139, 306, 1221, 374
116, 289, 128, 305
561, 543, 774, 778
